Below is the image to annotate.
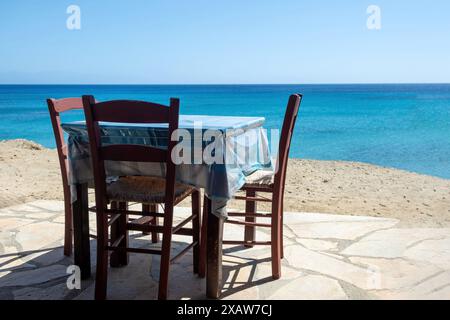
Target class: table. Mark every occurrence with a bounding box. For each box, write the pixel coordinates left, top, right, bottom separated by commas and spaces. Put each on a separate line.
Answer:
62, 115, 272, 298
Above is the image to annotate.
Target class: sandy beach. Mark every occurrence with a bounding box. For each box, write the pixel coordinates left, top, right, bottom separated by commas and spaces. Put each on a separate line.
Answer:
1, 139, 449, 228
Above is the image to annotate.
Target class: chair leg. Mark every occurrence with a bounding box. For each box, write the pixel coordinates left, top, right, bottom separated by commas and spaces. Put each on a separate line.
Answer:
63, 192, 73, 256
280, 198, 284, 259
118, 202, 129, 265
271, 201, 282, 280
244, 189, 257, 248
191, 190, 201, 274
151, 204, 159, 243
95, 206, 109, 300
110, 202, 129, 267
142, 204, 159, 243
158, 206, 174, 300
198, 195, 208, 278
110, 202, 119, 267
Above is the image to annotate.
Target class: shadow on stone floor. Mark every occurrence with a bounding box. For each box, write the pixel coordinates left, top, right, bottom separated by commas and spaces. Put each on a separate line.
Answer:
2, 200, 450, 300
0, 231, 281, 300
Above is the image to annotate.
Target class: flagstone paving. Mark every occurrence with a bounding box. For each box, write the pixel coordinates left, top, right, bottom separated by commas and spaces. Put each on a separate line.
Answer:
0, 200, 449, 300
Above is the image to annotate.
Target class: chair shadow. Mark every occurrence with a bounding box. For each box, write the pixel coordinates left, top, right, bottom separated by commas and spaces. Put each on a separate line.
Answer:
219, 246, 274, 299
0, 245, 76, 300
0, 231, 274, 300
0, 247, 67, 276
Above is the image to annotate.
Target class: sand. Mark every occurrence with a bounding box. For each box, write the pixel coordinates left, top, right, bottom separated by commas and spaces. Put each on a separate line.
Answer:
1, 139, 449, 227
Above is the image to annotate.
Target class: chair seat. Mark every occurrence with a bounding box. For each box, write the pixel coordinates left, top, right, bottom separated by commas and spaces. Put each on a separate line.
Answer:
107, 176, 194, 204
244, 169, 274, 187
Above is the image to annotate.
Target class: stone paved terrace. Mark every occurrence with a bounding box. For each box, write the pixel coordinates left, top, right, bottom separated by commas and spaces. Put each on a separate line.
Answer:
0, 200, 449, 300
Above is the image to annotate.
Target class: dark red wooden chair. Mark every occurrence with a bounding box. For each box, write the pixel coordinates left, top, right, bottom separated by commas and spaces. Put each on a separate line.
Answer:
82, 95, 201, 300
47, 98, 85, 256
47, 98, 160, 258
199, 94, 302, 280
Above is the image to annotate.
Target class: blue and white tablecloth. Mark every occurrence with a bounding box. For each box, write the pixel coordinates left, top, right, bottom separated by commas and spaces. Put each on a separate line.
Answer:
62, 115, 273, 218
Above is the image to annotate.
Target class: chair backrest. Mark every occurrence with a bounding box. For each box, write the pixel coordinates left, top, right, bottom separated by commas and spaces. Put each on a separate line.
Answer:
47, 98, 84, 192
82, 95, 180, 209
273, 94, 302, 194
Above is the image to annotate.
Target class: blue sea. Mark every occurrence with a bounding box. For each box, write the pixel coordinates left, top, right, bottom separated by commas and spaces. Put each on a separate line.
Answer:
0, 84, 449, 179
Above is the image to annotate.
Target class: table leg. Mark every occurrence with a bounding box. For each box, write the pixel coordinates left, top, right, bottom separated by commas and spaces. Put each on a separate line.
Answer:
206, 197, 224, 299
72, 183, 91, 279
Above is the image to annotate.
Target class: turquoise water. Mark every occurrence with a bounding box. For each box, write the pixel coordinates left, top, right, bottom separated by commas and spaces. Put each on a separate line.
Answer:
0, 84, 449, 179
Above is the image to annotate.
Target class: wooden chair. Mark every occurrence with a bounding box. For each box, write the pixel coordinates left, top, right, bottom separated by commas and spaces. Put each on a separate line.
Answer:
199, 94, 302, 280
82, 95, 201, 300
47, 98, 85, 256
47, 98, 159, 258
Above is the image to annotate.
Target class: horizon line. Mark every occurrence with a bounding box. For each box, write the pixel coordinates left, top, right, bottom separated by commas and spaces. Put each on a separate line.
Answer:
1, 82, 450, 86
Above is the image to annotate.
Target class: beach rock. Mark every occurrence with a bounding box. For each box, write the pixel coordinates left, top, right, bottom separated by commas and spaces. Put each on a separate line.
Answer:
0, 139, 44, 150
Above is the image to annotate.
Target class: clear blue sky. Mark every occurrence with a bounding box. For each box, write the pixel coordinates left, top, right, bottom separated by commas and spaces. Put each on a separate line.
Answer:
0, 0, 449, 84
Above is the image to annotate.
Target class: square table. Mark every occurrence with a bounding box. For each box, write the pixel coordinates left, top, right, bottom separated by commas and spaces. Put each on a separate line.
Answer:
62, 115, 272, 298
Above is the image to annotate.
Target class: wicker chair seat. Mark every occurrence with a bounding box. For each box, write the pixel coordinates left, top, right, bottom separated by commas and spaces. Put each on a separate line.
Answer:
243, 169, 274, 187
107, 176, 194, 204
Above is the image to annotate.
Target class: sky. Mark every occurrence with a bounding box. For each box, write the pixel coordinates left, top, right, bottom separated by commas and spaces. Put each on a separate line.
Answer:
0, 0, 449, 84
